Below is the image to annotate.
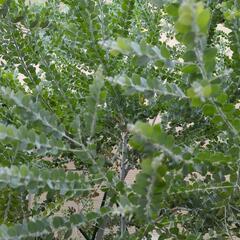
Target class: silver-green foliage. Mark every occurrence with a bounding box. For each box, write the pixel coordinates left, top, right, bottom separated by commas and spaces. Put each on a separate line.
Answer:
0, 0, 240, 239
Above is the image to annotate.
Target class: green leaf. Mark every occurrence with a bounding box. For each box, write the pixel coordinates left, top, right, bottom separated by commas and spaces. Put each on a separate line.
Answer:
176, 3, 193, 33
141, 158, 152, 174
203, 104, 216, 116
28, 222, 39, 234
160, 45, 171, 59
130, 121, 182, 161
165, 3, 179, 17
117, 37, 131, 52
216, 93, 228, 104
196, 9, 211, 33
203, 48, 217, 73
70, 214, 84, 225
182, 64, 199, 73
20, 165, 28, 177
52, 217, 65, 229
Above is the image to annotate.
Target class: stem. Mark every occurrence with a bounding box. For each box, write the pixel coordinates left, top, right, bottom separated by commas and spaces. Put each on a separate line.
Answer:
91, 192, 108, 240
195, 45, 239, 137
224, 207, 233, 240
4, 193, 12, 223
210, 98, 238, 137
79, 227, 91, 240
169, 185, 235, 195
120, 132, 127, 237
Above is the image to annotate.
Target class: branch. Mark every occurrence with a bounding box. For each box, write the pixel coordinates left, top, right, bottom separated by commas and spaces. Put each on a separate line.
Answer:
120, 132, 127, 237
91, 192, 108, 240
79, 227, 91, 240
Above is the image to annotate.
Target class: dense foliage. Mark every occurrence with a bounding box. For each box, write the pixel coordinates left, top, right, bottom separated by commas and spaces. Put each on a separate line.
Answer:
0, 0, 240, 239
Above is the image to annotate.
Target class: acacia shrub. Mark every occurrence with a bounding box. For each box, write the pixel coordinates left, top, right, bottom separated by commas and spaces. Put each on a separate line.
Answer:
0, 0, 240, 239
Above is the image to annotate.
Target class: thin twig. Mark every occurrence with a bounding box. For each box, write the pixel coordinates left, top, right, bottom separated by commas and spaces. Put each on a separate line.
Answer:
120, 132, 127, 237
91, 192, 108, 240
